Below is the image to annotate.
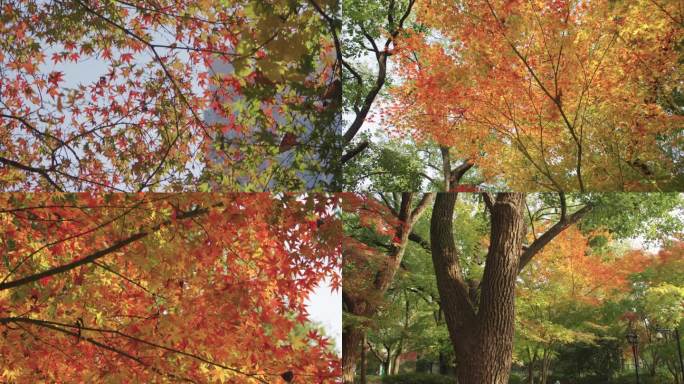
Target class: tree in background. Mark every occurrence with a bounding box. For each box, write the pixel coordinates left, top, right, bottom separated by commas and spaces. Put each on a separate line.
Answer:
0, 0, 340, 192
340, 0, 417, 167
342, 192, 432, 383
343, 138, 437, 192
514, 226, 656, 383
616, 241, 684, 383
0, 193, 341, 383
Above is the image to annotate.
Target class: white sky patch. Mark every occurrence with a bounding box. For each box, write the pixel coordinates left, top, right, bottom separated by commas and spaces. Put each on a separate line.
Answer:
627, 237, 662, 254
306, 277, 342, 355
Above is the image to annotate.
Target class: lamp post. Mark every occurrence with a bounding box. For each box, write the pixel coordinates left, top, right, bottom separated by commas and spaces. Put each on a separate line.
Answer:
654, 327, 684, 381
626, 330, 640, 384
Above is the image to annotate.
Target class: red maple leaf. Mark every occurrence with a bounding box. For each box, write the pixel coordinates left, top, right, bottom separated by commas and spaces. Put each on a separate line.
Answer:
48, 71, 64, 87
120, 53, 134, 63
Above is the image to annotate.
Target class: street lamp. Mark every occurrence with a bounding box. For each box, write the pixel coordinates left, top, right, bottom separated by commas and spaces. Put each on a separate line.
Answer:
626, 329, 640, 384
654, 327, 684, 381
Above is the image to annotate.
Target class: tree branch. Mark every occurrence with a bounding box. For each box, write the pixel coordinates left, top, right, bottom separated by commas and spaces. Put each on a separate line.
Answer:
408, 231, 431, 253
0, 317, 197, 383
342, 0, 416, 145
482, 192, 495, 211
341, 140, 369, 164
0, 205, 213, 291
409, 193, 434, 226
449, 161, 474, 188
518, 201, 593, 272
0, 156, 63, 191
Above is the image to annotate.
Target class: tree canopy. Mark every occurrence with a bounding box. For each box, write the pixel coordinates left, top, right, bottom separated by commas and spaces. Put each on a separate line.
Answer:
342, 0, 684, 191
0, 193, 341, 383
0, 0, 341, 192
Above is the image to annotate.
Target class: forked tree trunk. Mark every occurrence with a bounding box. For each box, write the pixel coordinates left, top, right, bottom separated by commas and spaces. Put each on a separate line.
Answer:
431, 193, 526, 384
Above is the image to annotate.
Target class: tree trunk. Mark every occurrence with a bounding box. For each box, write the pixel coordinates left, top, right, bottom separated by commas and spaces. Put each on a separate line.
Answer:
343, 326, 363, 384
439, 351, 448, 375
527, 347, 537, 384
666, 360, 681, 384
360, 332, 368, 384
382, 359, 390, 376
431, 193, 526, 384
540, 348, 551, 384
648, 353, 658, 376
392, 351, 402, 375
528, 361, 535, 384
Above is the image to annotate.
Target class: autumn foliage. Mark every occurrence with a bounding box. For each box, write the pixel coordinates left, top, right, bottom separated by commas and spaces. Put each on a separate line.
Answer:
386, 0, 683, 191
520, 227, 652, 307
0, 0, 340, 192
0, 193, 341, 383
341, 193, 402, 305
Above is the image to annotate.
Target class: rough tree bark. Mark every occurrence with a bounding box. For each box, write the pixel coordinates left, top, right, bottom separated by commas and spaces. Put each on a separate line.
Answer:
429, 191, 592, 384
431, 192, 526, 384
342, 322, 365, 384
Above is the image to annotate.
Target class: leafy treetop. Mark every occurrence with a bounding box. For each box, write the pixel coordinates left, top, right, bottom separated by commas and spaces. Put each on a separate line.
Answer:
386, 0, 684, 191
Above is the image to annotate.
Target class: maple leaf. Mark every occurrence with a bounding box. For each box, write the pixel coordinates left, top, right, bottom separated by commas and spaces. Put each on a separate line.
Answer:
317, 337, 330, 349
64, 41, 77, 51
120, 53, 134, 63
47, 71, 64, 87
295, 311, 309, 325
